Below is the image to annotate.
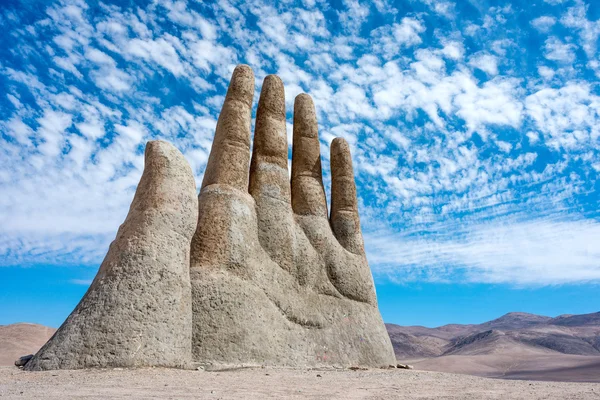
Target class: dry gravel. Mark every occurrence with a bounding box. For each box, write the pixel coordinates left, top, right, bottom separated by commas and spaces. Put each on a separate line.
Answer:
1, 366, 600, 399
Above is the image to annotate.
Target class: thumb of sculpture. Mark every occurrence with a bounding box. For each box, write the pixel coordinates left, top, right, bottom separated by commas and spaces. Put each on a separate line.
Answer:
25, 141, 198, 370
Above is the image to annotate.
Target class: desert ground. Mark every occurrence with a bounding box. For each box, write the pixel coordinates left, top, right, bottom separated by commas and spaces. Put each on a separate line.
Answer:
2, 322, 600, 398
2, 366, 600, 399
408, 354, 600, 382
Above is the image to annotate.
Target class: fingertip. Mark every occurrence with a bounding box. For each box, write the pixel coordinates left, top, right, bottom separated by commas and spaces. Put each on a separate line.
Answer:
291, 92, 327, 217
259, 75, 285, 117
331, 137, 350, 155
294, 93, 314, 110
145, 140, 173, 161
145, 140, 158, 156
293, 93, 318, 141
201, 65, 254, 191
227, 64, 255, 107
233, 64, 253, 77
295, 92, 311, 100
331, 137, 354, 177
330, 136, 362, 253
264, 74, 283, 87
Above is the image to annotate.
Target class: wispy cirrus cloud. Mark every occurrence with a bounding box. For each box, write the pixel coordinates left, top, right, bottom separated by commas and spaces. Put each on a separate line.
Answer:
366, 217, 600, 285
1, 0, 600, 287
70, 278, 94, 285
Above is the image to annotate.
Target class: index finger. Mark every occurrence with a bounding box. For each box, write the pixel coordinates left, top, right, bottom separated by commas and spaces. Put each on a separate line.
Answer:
201, 64, 255, 192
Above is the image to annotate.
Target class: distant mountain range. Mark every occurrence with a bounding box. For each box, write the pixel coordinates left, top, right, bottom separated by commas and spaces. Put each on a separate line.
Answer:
386, 311, 600, 358
386, 311, 600, 382
2, 312, 599, 382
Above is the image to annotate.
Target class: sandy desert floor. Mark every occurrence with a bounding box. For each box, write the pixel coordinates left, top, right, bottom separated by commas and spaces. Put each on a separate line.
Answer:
406, 354, 600, 382
1, 366, 599, 399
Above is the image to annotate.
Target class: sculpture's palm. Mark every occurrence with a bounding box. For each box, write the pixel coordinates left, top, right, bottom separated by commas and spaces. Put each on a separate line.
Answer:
190, 65, 394, 368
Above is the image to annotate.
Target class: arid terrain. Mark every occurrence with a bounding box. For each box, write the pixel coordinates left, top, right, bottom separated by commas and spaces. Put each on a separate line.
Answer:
388, 311, 600, 382
2, 317, 600, 398
1, 366, 599, 399
0, 324, 55, 367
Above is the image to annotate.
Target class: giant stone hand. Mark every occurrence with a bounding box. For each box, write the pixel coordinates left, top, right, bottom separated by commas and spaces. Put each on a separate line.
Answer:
24, 65, 394, 371
190, 65, 395, 368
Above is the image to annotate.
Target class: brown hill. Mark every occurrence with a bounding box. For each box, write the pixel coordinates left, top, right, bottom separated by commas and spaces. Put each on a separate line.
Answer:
0, 324, 56, 366
478, 312, 552, 330
385, 329, 449, 358
549, 312, 600, 327
386, 311, 600, 382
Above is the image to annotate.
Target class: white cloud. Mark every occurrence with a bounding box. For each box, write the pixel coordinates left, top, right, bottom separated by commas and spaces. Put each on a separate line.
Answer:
419, 0, 455, 18
544, 36, 577, 63
537, 65, 555, 80
371, 17, 426, 58
2, 0, 600, 291
127, 37, 187, 76
531, 16, 557, 33
560, 0, 600, 75
186, 35, 235, 74
393, 17, 426, 47
525, 83, 600, 150
90, 66, 132, 92
453, 77, 523, 132
440, 40, 464, 60
367, 218, 600, 285
161, 0, 217, 40
468, 53, 499, 75
369, 59, 522, 133
6, 94, 23, 109
338, 0, 370, 33
6, 118, 33, 145
70, 279, 93, 285
526, 131, 540, 144
36, 110, 73, 158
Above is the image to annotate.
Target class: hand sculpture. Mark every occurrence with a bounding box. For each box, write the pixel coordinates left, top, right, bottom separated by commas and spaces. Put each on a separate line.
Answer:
24, 65, 395, 371
190, 65, 395, 368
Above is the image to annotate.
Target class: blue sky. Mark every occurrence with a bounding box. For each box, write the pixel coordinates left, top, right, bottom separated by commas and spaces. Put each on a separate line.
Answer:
1, 0, 599, 328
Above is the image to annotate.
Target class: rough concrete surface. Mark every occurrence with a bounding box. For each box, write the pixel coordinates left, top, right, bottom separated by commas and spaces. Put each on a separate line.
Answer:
26, 64, 394, 371
25, 141, 198, 370
190, 65, 395, 368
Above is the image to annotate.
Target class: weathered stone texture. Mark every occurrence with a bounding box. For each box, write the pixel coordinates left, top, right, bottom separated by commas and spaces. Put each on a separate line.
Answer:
28, 65, 395, 371
26, 141, 198, 370
190, 65, 396, 369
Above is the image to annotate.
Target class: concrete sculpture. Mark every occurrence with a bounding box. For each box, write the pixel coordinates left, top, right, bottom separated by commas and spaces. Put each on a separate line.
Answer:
26, 65, 396, 370
190, 65, 395, 368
